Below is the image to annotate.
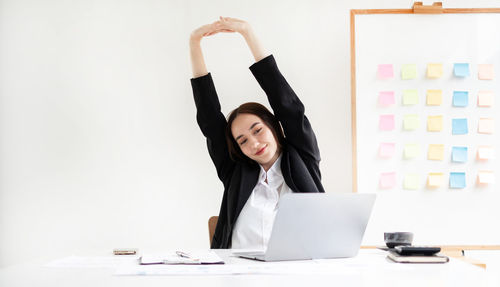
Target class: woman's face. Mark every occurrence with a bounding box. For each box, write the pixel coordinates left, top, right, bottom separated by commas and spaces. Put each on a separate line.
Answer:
231, 113, 280, 170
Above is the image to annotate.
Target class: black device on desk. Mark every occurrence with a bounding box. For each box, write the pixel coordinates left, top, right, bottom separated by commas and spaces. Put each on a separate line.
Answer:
394, 246, 441, 256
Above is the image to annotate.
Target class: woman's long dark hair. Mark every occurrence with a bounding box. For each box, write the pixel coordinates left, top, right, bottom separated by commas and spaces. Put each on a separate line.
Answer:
225, 102, 285, 164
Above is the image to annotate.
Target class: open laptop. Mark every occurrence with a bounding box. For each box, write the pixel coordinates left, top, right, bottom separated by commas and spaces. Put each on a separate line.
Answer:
232, 192, 376, 261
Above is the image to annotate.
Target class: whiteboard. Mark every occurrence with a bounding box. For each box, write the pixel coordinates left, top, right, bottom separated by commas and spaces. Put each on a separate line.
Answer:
353, 12, 500, 245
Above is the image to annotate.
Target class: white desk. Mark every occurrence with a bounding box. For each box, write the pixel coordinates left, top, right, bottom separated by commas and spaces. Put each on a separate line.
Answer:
0, 249, 490, 287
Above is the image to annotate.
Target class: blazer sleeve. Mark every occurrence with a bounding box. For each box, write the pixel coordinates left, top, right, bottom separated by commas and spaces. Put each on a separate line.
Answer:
191, 73, 235, 182
249, 55, 321, 162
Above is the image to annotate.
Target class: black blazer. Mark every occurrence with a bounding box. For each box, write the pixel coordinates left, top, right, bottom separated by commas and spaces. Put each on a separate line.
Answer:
191, 55, 325, 248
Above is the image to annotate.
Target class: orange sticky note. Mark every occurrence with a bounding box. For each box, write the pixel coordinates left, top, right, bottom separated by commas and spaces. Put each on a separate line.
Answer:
478, 64, 494, 80
478, 91, 494, 107
478, 118, 494, 134
426, 90, 442, 106
477, 171, 495, 184
477, 146, 494, 160
427, 63, 443, 78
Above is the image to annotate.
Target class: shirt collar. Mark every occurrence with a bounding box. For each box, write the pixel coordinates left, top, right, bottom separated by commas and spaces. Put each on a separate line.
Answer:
258, 153, 283, 181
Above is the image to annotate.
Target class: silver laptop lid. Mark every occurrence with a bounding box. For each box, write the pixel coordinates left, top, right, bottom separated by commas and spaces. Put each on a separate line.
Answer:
264, 193, 376, 261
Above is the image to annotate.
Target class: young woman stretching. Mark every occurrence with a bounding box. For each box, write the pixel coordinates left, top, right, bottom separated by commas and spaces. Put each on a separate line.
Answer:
190, 17, 325, 249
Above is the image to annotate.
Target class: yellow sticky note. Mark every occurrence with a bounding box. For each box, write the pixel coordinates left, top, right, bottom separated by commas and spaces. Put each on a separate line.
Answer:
404, 143, 420, 159
426, 90, 442, 106
477, 170, 495, 184
427, 173, 444, 188
478, 91, 494, 107
478, 118, 494, 134
427, 63, 443, 78
401, 64, 417, 80
403, 114, 419, 130
402, 89, 419, 105
404, 174, 419, 190
428, 144, 444, 161
427, 115, 443, 132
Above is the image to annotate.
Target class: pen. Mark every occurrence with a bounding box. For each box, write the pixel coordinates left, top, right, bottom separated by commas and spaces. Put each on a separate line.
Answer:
176, 251, 192, 259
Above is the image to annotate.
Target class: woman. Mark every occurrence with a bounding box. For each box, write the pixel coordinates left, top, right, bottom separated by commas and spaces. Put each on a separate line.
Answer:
190, 17, 325, 250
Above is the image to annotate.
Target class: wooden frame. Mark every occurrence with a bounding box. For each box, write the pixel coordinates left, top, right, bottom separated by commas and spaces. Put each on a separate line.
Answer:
350, 2, 500, 253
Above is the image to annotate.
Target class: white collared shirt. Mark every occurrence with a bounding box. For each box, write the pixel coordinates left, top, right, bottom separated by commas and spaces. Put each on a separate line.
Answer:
231, 154, 292, 250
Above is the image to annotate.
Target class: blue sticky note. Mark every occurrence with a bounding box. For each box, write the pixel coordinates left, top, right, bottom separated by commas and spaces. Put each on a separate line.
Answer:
450, 172, 466, 189
452, 118, 468, 135
454, 63, 470, 77
452, 146, 468, 163
453, 91, 468, 107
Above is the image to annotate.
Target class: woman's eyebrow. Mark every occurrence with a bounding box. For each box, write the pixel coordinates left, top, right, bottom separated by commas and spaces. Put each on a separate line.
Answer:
235, 122, 261, 141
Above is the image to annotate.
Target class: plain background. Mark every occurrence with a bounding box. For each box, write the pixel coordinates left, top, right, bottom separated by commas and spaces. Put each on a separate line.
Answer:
1, 0, 499, 267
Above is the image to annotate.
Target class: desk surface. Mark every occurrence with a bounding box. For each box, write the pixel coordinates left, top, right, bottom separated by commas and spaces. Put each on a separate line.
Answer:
0, 249, 491, 287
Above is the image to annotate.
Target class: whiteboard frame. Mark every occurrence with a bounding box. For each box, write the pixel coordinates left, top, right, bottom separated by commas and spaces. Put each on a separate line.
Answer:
350, 6, 500, 250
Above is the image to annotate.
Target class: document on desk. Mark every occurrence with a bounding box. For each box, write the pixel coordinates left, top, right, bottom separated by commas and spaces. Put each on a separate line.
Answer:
140, 251, 224, 265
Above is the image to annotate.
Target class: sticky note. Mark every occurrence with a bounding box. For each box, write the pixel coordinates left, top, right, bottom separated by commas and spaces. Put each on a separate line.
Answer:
477, 146, 494, 160
379, 143, 396, 158
378, 91, 395, 106
450, 172, 466, 189
378, 64, 394, 79
477, 171, 495, 184
452, 91, 468, 107
427, 115, 443, 132
427, 63, 443, 78
403, 114, 419, 130
428, 144, 444, 161
478, 91, 494, 107
379, 115, 395, 131
478, 64, 494, 80
404, 174, 419, 190
426, 90, 442, 106
402, 89, 419, 105
427, 173, 444, 188
401, 64, 417, 80
404, 144, 420, 159
454, 63, 470, 77
452, 118, 468, 135
478, 118, 494, 134
452, 146, 468, 163
380, 172, 396, 189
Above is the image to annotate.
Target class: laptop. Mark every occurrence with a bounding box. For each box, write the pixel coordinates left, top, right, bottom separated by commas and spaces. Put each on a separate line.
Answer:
232, 192, 376, 261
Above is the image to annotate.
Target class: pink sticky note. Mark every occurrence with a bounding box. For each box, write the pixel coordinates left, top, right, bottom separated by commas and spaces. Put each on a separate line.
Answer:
378, 64, 394, 79
478, 118, 494, 134
379, 114, 395, 131
478, 64, 494, 80
379, 143, 396, 158
378, 91, 395, 106
380, 172, 396, 189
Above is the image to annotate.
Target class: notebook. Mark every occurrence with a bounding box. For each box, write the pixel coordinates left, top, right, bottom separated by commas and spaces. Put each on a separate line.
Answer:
139, 251, 224, 265
387, 251, 449, 263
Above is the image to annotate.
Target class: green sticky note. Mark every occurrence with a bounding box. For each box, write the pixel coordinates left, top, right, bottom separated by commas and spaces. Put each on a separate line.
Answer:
404, 143, 420, 159
401, 64, 417, 80
404, 174, 420, 190
403, 114, 419, 130
402, 89, 418, 105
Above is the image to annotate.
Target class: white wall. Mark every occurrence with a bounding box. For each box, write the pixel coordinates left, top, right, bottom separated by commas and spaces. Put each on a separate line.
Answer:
0, 0, 498, 267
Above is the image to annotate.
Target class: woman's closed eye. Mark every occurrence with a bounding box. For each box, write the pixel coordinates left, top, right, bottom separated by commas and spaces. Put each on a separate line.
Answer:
239, 139, 247, 145
254, 128, 262, 134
